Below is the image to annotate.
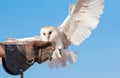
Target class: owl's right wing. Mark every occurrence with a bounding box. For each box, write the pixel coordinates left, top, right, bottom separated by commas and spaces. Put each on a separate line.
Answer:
59, 0, 104, 45
6, 36, 41, 43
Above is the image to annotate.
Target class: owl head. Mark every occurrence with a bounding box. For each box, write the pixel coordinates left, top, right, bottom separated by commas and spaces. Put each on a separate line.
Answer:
40, 26, 58, 42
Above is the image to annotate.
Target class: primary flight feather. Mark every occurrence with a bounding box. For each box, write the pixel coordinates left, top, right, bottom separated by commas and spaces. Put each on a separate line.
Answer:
3, 0, 104, 68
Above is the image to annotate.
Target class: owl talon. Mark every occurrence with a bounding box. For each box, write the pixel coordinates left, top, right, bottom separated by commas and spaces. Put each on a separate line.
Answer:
49, 56, 52, 61
58, 49, 62, 55
60, 51, 62, 56
58, 48, 63, 57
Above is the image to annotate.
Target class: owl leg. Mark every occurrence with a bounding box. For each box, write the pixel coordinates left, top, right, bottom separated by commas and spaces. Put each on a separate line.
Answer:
58, 48, 63, 55
57, 47, 64, 58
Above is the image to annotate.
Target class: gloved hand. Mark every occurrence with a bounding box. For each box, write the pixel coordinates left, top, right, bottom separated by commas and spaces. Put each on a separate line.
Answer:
25, 41, 55, 64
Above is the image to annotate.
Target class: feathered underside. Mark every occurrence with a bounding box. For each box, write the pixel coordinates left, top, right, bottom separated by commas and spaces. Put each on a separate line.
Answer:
46, 49, 77, 68
59, 0, 104, 45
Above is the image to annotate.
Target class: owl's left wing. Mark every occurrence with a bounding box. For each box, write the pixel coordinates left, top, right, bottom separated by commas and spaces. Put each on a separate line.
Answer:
59, 0, 104, 45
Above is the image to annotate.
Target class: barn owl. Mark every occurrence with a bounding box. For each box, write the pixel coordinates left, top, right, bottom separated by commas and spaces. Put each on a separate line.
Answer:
2, 0, 104, 68
40, 0, 104, 68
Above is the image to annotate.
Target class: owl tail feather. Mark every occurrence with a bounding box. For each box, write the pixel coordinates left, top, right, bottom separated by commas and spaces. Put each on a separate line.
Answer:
46, 49, 77, 69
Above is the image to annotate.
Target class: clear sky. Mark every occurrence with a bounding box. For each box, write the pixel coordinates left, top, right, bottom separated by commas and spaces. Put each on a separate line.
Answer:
0, 0, 120, 78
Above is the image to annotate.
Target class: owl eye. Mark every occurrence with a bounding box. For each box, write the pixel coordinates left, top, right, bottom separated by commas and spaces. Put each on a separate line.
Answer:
43, 32, 46, 36
49, 31, 52, 35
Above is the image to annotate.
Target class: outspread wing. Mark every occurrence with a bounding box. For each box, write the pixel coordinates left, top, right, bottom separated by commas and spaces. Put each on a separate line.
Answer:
59, 0, 104, 45
5, 36, 41, 44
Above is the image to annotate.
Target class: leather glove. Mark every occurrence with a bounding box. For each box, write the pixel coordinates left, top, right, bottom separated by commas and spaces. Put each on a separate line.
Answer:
25, 41, 55, 64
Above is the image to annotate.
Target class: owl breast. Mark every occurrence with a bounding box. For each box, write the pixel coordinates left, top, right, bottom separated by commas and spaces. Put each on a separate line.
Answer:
53, 31, 70, 49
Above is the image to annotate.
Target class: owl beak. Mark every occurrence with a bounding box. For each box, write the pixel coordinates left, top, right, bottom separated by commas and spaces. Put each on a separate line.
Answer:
47, 35, 50, 41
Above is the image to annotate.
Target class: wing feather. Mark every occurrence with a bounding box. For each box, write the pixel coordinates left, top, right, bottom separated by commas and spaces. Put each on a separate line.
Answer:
59, 0, 104, 45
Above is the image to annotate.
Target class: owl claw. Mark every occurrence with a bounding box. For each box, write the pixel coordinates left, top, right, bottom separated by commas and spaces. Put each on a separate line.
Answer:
57, 48, 64, 58
58, 48, 63, 56
49, 56, 52, 61
54, 47, 64, 58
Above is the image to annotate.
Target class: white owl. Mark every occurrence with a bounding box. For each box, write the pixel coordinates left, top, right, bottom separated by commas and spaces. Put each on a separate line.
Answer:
39, 0, 104, 68
2, 0, 104, 68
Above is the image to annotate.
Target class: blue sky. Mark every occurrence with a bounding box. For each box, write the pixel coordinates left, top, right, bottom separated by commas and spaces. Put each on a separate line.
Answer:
0, 0, 120, 78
